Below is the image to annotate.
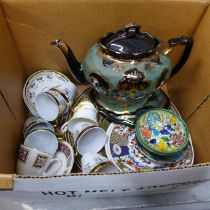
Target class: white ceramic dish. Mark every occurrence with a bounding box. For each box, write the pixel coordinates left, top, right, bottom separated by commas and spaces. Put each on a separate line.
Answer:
23, 70, 71, 115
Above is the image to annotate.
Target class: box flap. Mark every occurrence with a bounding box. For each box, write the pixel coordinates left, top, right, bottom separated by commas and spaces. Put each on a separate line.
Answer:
0, 3, 25, 125
168, 5, 210, 119
0, 94, 22, 173
187, 96, 210, 163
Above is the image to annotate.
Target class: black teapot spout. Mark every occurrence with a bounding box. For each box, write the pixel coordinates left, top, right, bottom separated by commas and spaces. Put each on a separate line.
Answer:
51, 39, 88, 84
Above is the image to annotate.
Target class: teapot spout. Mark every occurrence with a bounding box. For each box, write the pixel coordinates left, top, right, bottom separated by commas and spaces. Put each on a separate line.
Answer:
51, 39, 87, 84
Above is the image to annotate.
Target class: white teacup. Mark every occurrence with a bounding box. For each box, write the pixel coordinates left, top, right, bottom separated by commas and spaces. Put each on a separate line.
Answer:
62, 118, 96, 140
23, 116, 45, 132
35, 90, 68, 122
62, 118, 106, 155
81, 152, 118, 173
34, 82, 76, 122
72, 100, 98, 125
50, 83, 77, 106
17, 144, 62, 176
76, 125, 107, 155
23, 116, 55, 139
24, 130, 58, 155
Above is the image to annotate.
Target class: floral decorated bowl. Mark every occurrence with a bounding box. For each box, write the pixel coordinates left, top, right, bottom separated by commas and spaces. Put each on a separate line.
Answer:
135, 109, 189, 156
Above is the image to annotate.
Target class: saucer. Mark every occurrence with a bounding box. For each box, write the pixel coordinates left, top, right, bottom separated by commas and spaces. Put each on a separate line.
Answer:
105, 123, 194, 172
91, 88, 171, 125
140, 137, 193, 164
23, 70, 70, 115
53, 141, 74, 175
105, 123, 166, 172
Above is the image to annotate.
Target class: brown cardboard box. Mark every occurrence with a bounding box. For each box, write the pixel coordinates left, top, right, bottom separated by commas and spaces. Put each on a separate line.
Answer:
0, 0, 210, 201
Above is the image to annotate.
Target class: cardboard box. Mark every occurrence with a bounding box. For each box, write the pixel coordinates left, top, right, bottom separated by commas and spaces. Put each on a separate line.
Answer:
0, 0, 210, 202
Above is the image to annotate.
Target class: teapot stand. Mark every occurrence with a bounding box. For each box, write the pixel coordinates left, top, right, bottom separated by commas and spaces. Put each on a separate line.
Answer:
90, 89, 171, 126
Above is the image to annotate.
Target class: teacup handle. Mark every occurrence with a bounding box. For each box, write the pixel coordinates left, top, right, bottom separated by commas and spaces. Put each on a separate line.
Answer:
61, 121, 69, 133
43, 158, 62, 176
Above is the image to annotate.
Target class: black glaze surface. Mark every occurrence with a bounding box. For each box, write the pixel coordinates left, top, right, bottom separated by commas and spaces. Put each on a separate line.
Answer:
100, 24, 160, 60
169, 36, 193, 77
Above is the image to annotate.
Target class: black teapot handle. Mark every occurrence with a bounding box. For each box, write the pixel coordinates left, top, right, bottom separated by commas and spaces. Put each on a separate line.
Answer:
168, 36, 193, 78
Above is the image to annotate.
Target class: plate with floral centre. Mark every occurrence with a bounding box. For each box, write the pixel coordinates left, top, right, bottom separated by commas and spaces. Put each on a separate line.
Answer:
105, 123, 167, 172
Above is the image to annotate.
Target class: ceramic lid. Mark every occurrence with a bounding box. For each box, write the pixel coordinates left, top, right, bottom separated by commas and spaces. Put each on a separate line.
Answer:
100, 23, 160, 60
135, 109, 189, 156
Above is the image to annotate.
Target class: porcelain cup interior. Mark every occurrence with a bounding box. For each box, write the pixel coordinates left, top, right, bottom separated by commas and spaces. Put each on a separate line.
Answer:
24, 130, 58, 155
76, 126, 107, 155
34, 90, 68, 122
17, 144, 62, 176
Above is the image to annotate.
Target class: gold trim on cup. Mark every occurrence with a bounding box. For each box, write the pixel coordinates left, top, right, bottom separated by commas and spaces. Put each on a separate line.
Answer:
75, 125, 98, 145
90, 160, 113, 173
25, 128, 56, 139
73, 100, 98, 113
24, 120, 55, 138
24, 117, 45, 134
50, 87, 73, 107
74, 97, 94, 108
44, 91, 67, 116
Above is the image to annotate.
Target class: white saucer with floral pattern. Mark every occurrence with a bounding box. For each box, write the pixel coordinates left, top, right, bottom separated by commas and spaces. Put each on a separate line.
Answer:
105, 123, 194, 172
105, 123, 166, 172
53, 141, 74, 175
23, 70, 70, 115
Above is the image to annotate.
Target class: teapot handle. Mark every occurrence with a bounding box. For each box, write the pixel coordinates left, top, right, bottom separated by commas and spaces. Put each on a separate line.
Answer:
168, 36, 193, 78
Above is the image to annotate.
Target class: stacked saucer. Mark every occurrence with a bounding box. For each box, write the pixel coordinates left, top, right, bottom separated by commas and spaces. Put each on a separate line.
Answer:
23, 70, 72, 117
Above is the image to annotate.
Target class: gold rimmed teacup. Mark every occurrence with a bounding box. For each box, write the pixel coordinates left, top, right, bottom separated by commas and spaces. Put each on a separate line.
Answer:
81, 152, 119, 174
35, 90, 68, 122
23, 116, 55, 139
61, 118, 106, 156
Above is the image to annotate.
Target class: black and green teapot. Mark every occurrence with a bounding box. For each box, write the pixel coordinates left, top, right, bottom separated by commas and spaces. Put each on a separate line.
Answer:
52, 24, 193, 125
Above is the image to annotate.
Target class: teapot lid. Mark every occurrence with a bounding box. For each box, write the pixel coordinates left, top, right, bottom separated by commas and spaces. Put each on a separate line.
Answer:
100, 24, 160, 60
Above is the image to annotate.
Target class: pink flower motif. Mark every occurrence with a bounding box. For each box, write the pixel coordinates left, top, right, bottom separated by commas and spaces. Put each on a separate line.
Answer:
172, 133, 184, 146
